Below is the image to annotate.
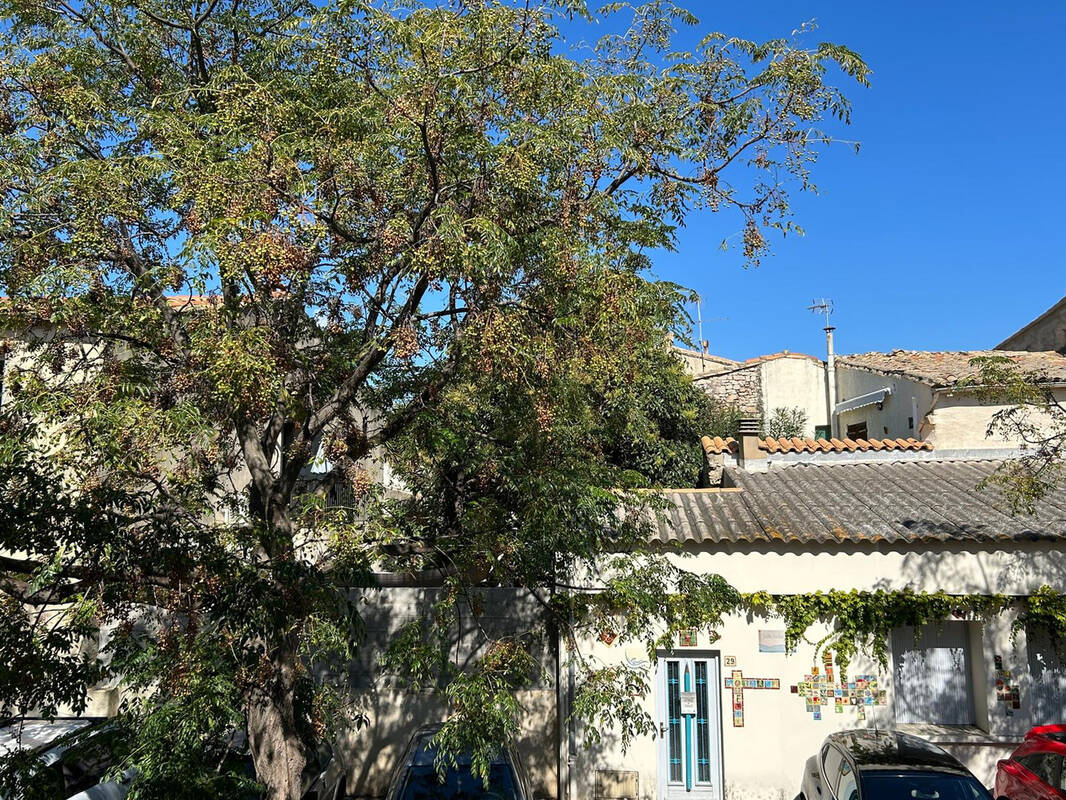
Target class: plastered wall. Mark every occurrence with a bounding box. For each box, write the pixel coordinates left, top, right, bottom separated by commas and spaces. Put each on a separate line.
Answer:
926, 389, 1066, 449
834, 369, 933, 441
335, 587, 558, 800
565, 543, 1064, 800
759, 357, 829, 436
998, 303, 1066, 352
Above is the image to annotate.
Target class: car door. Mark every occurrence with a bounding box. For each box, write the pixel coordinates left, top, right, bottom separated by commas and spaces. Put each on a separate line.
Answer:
834, 758, 859, 800
1013, 752, 1064, 800
817, 745, 844, 800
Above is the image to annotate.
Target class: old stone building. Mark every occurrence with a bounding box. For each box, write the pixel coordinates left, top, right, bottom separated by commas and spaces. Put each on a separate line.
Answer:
688, 352, 831, 438
997, 295, 1066, 353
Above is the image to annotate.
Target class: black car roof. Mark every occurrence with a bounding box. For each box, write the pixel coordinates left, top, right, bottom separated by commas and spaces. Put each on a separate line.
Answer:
826, 730, 971, 774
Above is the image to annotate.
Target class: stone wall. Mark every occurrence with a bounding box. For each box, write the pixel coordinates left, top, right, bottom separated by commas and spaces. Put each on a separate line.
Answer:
998, 297, 1066, 352
337, 587, 558, 800
673, 346, 739, 377
694, 364, 762, 414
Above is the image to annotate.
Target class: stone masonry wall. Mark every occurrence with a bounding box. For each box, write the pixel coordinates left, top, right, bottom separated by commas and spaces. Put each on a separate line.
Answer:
694, 363, 762, 414
998, 299, 1066, 352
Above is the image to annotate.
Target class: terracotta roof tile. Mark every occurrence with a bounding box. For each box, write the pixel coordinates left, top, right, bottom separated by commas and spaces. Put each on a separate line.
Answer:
700, 435, 933, 456
740, 351, 823, 365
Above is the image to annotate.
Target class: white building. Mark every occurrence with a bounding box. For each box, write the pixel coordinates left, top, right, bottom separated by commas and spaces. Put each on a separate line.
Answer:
689, 351, 832, 439
835, 350, 1066, 449
690, 346, 1066, 452
562, 435, 1066, 800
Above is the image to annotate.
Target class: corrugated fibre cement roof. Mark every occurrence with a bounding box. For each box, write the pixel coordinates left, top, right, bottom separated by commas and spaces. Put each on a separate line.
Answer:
653, 459, 1066, 546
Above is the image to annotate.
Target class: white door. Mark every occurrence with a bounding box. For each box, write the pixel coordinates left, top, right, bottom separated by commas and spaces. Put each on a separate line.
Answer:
656, 655, 723, 800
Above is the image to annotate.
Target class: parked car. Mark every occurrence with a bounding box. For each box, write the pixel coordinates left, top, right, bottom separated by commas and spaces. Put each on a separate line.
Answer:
0, 717, 133, 800
799, 730, 990, 800
0, 718, 346, 800
384, 725, 532, 800
995, 725, 1066, 800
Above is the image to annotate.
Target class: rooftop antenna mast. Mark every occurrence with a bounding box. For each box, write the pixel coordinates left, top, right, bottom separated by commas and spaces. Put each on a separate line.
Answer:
807, 298, 833, 329
807, 299, 838, 438
693, 295, 727, 372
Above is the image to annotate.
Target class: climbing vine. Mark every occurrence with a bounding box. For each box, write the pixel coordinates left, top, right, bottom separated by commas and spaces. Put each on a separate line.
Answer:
1014, 586, 1066, 652
739, 588, 1053, 671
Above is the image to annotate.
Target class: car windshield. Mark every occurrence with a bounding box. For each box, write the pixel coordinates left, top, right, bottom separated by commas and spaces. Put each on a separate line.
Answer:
398, 762, 518, 800
399, 736, 520, 800
860, 771, 990, 800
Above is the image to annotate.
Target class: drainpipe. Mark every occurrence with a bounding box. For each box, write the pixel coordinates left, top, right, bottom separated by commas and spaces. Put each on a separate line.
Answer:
556, 621, 573, 800
555, 556, 575, 800
567, 656, 576, 800
824, 326, 838, 438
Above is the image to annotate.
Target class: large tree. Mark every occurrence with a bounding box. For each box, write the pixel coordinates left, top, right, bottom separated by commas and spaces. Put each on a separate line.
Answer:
967, 355, 1066, 513
0, 1, 867, 797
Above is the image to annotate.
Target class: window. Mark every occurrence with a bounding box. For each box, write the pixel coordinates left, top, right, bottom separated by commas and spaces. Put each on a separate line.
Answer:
1026, 624, 1066, 722
822, 745, 844, 790
1017, 753, 1063, 789
814, 425, 831, 440
845, 422, 867, 441
835, 759, 858, 800
891, 623, 975, 725
860, 771, 987, 800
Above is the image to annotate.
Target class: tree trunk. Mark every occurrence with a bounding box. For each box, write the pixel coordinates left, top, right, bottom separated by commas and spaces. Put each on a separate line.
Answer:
246, 645, 307, 800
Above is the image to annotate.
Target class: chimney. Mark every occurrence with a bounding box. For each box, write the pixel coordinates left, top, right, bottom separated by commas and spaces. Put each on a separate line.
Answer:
737, 417, 765, 469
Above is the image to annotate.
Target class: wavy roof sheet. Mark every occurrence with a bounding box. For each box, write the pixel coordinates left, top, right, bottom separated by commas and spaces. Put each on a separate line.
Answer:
653, 460, 1066, 545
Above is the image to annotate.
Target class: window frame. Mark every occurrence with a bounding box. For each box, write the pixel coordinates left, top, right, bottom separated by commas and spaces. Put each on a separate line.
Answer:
834, 755, 859, 800
1016, 751, 1064, 791
890, 622, 976, 726
845, 421, 868, 441
821, 745, 845, 795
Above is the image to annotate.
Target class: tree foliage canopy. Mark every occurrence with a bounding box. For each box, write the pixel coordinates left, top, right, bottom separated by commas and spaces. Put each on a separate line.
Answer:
965, 356, 1066, 513
0, 0, 867, 796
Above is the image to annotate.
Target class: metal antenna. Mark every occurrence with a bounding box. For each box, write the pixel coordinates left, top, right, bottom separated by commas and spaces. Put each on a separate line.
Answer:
696, 294, 704, 356
807, 298, 833, 328
807, 298, 838, 438
693, 295, 727, 370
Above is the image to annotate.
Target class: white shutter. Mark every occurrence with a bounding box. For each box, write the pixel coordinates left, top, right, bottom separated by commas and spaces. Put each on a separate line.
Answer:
1027, 625, 1066, 722
891, 622, 975, 725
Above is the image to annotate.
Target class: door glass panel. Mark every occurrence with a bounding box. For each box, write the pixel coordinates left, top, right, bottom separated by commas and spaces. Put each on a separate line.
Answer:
667, 661, 682, 783
836, 760, 858, 800
822, 747, 844, 791
695, 661, 711, 784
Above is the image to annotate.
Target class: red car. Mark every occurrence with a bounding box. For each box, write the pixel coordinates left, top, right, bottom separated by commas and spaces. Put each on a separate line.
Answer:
995, 725, 1066, 800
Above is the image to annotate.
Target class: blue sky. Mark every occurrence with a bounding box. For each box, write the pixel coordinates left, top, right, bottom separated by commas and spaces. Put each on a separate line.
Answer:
579, 1, 1066, 360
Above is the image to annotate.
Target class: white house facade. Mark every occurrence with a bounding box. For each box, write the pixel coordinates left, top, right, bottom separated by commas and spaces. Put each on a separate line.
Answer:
559, 444, 1066, 800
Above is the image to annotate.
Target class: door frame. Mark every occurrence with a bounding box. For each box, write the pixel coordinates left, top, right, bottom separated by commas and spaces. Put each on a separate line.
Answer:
654, 650, 725, 800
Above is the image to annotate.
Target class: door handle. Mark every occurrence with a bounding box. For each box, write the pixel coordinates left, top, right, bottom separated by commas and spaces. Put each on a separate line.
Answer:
660, 722, 666, 737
